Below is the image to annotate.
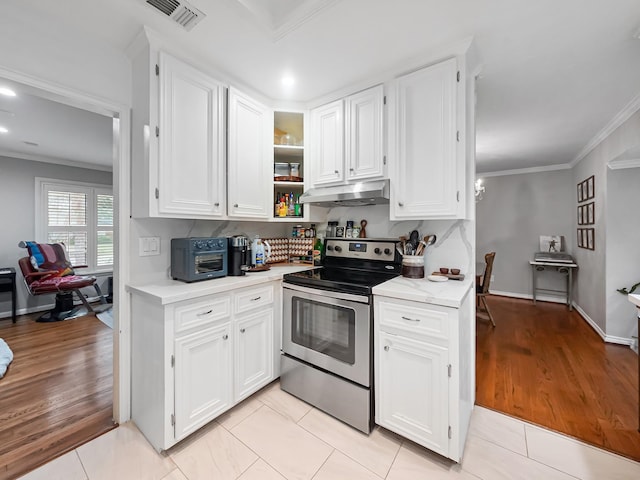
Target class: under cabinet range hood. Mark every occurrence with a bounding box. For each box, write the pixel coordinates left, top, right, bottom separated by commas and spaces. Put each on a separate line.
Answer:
299, 179, 389, 207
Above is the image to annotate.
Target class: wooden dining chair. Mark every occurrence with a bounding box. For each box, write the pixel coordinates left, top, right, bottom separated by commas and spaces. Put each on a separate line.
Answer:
477, 252, 496, 327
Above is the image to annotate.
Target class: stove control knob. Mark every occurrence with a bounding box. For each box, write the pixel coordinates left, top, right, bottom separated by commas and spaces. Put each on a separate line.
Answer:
334, 246, 342, 253
374, 248, 382, 255
327, 245, 333, 251
384, 248, 392, 255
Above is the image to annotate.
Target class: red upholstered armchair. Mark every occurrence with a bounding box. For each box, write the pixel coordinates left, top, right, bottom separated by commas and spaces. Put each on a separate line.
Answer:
18, 241, 108, 322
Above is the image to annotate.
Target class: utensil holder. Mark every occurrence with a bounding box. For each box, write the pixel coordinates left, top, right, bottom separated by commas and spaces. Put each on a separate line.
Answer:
402, 255, 424, 278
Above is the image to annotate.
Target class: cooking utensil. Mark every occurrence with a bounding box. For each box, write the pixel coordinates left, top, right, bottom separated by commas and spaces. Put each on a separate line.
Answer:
399, 236, 408, 255
409, 230, 419, 253
424, 234, 437, 246
359, 219, 367, 238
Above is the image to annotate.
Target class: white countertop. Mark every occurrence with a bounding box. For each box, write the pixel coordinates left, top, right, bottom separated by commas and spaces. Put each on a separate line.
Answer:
373, 276, 473, 308
628, 293, 640, 309
127, 265, 314, 305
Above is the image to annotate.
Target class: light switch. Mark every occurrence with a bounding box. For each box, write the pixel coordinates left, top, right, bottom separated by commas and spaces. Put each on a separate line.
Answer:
139, 237, 161, 256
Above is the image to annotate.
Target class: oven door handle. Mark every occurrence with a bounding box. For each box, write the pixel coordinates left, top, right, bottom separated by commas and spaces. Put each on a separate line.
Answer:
283, 283, 370, 304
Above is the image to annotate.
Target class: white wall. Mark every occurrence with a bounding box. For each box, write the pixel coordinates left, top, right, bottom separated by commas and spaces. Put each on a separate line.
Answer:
0, 2, 130, 107
606, 167, 640, 341
476, 170, 574, 298
0, 156, 113, 317
574, 110, 640, 339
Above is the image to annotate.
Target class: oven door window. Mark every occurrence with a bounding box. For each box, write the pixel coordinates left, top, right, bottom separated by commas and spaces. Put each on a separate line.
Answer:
194, 252, 224, 274
291, 296, 356, 364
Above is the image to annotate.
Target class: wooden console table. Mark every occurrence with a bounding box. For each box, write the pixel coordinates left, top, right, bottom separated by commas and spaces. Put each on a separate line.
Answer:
529, 261, 578, 311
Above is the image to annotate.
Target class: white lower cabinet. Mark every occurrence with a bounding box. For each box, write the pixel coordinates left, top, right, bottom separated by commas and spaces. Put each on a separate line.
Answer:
131, 281, 279, 451
377, 332, 449, 455
234, 308, 274, 402
174, 322, 232, 439
374, 292, 473, 462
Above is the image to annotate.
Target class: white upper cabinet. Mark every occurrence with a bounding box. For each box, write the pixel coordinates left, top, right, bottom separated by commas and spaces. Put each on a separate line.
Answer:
158, 52, 226, 218
131, 45, 226, 219
310, 85, 385, 187
310, 99, 344, 185
390, 57, 465, 219
346, 85, 385, 181
228, 87, 273, 219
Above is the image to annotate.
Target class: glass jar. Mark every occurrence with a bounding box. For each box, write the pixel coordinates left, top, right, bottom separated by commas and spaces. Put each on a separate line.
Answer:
402, 255, 425, 278
325, 221, 338, 238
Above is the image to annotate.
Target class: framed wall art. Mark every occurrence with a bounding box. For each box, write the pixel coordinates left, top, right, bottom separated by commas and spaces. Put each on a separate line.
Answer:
587, 228, 595, 250
577, 228, 583, 248
577, 182, 583, 202
586, 175, 595, 200
586, 202, 594, 224
577, 205, 583, 225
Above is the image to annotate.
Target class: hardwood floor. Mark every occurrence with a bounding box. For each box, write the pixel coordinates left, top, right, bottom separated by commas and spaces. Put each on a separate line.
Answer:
0, 312, 116, 479
476, 295, 640, 462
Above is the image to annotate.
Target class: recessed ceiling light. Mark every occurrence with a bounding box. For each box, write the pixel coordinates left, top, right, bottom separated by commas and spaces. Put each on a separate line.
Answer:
0, 87, 16, 97
282, 75, 295, 87
0, 126, 8, 134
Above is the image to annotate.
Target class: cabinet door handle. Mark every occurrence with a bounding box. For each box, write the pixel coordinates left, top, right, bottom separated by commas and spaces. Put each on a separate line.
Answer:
384, 345, 389, 351
251, 296, 261, 301
223, 334, 228, 340
401, 316, 420, 322
240, 328, 246, 333
197, 310, 213, 317
398, 202, 404, 207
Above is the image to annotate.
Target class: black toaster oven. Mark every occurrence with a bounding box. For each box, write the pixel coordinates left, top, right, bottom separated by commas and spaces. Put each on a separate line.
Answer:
171, 237, 228, 282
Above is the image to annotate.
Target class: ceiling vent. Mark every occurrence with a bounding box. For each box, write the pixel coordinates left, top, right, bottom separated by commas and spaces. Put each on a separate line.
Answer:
143, 0, 206, 31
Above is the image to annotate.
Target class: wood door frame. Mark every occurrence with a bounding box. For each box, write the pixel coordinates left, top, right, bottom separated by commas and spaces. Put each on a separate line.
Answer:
0, 66, 131, 424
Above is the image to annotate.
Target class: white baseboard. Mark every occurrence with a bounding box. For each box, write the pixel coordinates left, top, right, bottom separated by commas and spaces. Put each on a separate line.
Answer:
0, 295, 106, 320
491, 290, 568, 305
491, 290, 635, 347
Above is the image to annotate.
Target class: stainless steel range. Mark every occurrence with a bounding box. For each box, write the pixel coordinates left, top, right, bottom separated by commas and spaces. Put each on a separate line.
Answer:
281, 238, 401, 433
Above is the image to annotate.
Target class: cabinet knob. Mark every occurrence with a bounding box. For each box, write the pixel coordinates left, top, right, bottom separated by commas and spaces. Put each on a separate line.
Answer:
334, 170, 339, 174
384, 345, 389, 351
350, 168, 354, 172
233, 203, 238, 208
223, 334, 228, 340
240, 328, 246, 333
398, 202, 404, 207
214, 202, 219, 207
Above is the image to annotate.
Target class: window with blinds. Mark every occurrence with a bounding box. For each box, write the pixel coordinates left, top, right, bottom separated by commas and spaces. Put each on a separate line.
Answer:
36, 178, 113, 272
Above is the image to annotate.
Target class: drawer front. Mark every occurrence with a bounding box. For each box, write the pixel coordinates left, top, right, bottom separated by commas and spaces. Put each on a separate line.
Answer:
174, 295, 232, 335
234, 284, 274, 314
377, 298, 449, 341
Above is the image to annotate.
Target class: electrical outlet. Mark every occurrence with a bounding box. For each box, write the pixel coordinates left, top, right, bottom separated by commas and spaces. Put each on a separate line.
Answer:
490, 274, 495, 283
139, 237, 161, 256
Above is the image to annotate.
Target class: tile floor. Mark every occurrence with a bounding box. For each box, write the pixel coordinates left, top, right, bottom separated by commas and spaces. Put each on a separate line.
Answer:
19, 381, 640, 480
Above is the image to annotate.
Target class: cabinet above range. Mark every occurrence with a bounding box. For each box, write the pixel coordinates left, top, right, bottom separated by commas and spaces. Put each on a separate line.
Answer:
309, 84, 385, 188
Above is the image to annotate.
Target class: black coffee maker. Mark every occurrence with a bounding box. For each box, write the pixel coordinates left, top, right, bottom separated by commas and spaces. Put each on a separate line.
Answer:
228, 236, 250, 276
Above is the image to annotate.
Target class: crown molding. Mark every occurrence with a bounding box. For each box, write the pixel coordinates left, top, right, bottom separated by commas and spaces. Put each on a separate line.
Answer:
570, 92, 640, 168
608, 158, 640, 170
0, 150, 112, 172
477, 163, 571, 178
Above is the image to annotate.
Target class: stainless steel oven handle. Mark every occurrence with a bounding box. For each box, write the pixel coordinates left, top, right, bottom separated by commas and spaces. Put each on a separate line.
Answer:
283, 283, 370, 304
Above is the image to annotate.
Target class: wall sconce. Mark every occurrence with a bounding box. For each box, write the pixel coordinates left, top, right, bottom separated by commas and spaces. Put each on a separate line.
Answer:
475, 178, 485, 201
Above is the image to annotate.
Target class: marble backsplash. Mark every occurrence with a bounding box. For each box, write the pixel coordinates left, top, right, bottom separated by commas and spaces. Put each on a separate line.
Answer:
129, 205, 475, 284
319, 204, 474, 278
